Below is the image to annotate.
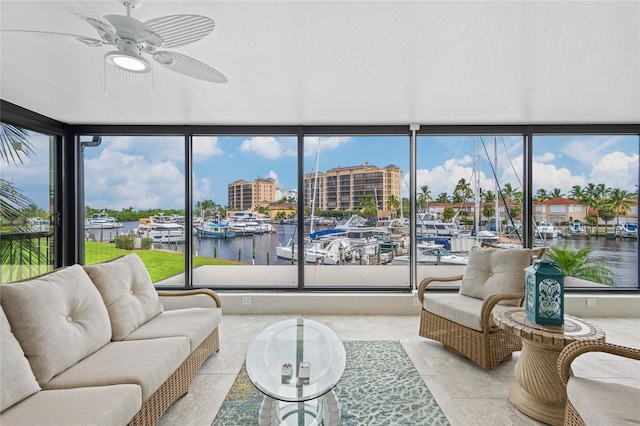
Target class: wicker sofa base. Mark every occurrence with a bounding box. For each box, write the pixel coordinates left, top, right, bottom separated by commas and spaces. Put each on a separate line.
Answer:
419, 309, 522, 370
563, 400, 585, 426
128, 328, 220, 426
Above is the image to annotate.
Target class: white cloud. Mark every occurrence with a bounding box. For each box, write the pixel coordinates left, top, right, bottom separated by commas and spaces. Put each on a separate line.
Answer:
267, 170, 279, 183
535, 152, 556, 162
193, 137, 222, 162
560, 135, 625, 166
239, 136, 296, 160
84, 149, 185, 210
406, 156, 496, 199
502, 155, 587, 195
303, 137, 352, 157
591, 152, 639, 191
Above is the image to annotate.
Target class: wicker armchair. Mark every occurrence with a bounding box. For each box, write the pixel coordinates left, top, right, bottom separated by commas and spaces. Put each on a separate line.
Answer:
557, 340, 640, 426
417, 246, 533, 370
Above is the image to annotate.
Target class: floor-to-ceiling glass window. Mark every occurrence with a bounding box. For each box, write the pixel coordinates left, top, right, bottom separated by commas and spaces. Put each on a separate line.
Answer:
189, 134, 298, 288
533, 134, 639, 288
415, 135, 524, 286
81, 135, 186, 284
302, 135, 410, 288
0, 125, 55, 282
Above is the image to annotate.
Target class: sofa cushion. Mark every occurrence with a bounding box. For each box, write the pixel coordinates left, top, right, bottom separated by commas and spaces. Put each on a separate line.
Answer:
0, 307, 41, 411
423, 293, 510, 332
0, 265, 111, 385
0, 385, 141, 426
459, 246, 532, 306
84, 253, 163, 340
568, 377, 640, 425
124, 307, 222, 351
43, 337, 190, 401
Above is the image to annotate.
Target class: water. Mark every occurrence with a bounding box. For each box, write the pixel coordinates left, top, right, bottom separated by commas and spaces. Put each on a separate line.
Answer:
116, 221, 638, 287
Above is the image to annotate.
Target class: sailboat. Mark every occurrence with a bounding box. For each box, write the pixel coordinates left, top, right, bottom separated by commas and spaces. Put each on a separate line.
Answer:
276, 141, 348, 264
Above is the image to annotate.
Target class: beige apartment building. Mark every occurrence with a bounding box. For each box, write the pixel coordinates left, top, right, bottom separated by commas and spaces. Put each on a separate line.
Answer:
304, 163, 402, 217
227, 177, 276, 211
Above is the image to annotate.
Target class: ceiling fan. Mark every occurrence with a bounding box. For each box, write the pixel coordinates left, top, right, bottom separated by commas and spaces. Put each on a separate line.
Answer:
4, 0, 227, 84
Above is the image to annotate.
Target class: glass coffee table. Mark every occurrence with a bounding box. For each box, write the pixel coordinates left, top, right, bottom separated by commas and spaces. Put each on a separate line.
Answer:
246, 318, 346, 426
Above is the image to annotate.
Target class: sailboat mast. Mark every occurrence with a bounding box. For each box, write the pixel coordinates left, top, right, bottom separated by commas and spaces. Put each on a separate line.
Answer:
474, 137, 480, 245
310, 141, 320, 235
494, 136, 499, 237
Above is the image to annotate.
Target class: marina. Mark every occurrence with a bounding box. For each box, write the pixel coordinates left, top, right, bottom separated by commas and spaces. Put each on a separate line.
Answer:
99, 219, 638, 287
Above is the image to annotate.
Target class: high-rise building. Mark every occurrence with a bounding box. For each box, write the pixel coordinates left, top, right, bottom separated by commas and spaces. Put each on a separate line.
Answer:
228, 177, 276, 210
303, 163, 402, 217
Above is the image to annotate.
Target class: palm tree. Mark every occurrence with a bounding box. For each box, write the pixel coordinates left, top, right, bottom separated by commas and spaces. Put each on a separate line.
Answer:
417, 185, 432, 213
1, 123, 35, 227
386, 195, 400, 218
545, 246, 614, 285
598, 206, 616, 235
435, 192, 450, 203
501, 182, 519, 203
534, 188, 549, 202
549, 188, 564, 199
608, 188, 633, 226
1, 123, 48, 281
454, 178, 473, 202
568, 185, 585, 201
358, 193, 378, 221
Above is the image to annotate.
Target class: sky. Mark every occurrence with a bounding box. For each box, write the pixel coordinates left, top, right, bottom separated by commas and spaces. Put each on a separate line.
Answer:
2, 132, 638, 212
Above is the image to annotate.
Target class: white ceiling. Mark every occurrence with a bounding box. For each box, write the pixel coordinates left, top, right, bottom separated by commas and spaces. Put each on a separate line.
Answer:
1, 0, 639, 126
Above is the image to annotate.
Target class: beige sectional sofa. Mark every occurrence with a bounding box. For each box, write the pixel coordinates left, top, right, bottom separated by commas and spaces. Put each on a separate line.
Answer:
0, 253, 222, 426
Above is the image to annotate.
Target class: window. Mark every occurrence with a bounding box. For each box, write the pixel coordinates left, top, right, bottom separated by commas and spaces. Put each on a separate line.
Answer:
82, 135, 186, 284
1, 125, 55, 282
416, 135, 524, 286
533, 135, 638, 288
191, 134, 298, 288
303, 135, 409, 288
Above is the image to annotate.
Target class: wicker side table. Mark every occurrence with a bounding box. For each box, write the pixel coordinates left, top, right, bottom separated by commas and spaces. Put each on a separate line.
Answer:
493, 308, 605, 426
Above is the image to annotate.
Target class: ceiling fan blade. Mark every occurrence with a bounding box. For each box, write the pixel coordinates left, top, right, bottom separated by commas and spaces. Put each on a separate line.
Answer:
143, 15, 215, 49
152, 51, 227, 83
1, 30, 105, 47
59, 1, 118, 40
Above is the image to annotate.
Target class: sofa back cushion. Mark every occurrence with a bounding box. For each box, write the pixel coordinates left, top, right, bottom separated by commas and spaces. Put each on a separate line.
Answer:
459, 246, 532, 306
0, 306, 41, 411
84, 254, 163, 341
0, 265, 111, 386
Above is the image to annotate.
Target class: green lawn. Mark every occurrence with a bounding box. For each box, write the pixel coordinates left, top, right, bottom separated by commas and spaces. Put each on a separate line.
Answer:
85, 241, 239, 282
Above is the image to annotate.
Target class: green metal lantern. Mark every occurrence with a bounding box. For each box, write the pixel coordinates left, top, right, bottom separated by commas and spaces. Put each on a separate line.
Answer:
525, 259, 565, 326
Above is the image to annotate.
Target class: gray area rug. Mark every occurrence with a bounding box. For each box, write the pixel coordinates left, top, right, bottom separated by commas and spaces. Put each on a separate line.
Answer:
212, 340, 449, 425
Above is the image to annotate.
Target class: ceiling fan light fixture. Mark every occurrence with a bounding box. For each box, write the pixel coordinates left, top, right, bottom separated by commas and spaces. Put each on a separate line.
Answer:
105, 50, 151, 73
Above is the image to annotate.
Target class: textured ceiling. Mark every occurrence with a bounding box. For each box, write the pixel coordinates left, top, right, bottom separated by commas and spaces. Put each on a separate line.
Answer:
1, 0, 639, 126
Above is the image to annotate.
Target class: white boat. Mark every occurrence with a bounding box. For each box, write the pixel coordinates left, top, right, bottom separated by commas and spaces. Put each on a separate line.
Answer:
136, 214, 185, 243
391, 247, 469, 266
535, 220, 558, 239
224, 211, 261, 235
195, 222, 236, 238
334, 215, 379, 255
569, 219, 588, 237
27, 217, 50, 232
618, 223, 638, 239
276, 237, 352, 265
84, 212, 123, 229
416, 213, 458, 237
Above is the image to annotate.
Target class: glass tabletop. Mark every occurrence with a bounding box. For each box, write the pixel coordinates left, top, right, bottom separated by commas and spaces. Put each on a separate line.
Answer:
246, 318, 346, 402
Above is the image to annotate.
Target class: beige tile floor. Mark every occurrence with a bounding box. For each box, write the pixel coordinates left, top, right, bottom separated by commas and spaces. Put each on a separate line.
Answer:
158, 315, 640, 426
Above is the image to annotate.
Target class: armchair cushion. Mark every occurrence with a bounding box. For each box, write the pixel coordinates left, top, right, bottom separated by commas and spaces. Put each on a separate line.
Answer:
459, 246, 531, 306
568, 377, 640, 425
423, 294, 510, 332
84, 254, 163, 341
0, 307, 40, 411
0, 265, 111, 385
